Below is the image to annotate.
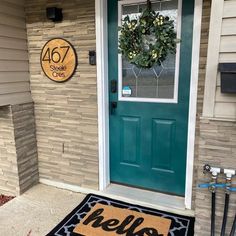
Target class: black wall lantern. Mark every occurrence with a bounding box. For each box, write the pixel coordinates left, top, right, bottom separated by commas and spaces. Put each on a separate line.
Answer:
218, 63, 236, 93
46, 7, 63, 22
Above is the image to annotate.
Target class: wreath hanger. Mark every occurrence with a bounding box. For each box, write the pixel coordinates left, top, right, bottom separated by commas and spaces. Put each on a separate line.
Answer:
147, 0, 152, 11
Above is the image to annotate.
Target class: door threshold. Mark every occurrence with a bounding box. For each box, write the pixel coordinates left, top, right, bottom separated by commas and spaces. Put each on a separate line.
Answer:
103, 184, 194, 217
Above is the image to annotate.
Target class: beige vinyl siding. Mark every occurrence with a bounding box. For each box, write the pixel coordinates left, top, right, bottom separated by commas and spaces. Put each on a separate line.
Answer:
217, 0, 236, 119
203, 0, 236, 120
0, 0, 32, 106
223, 0, 236, 18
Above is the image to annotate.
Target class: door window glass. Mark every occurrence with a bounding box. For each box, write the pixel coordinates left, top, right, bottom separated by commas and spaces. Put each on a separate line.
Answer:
119, 0, 181, 102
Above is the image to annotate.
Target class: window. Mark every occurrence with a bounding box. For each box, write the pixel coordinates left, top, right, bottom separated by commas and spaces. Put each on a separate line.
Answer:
118, 0, 181, 103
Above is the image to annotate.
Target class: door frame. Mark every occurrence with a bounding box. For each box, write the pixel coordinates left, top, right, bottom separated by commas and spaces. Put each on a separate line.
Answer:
95, 0, 203, 210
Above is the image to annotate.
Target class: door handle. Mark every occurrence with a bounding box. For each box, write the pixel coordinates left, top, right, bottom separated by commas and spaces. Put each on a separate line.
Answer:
110, 102, 117, 115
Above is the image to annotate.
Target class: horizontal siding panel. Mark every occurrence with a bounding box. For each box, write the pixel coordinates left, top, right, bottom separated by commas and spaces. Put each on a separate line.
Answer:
0, 15, 26, 29
0, 0, 31, 106
0, 72, 29, 83
0, 61, 29, 72
220, 36, 236, 52
0, 37, 27, 50
0, 92, 32, 106
221, 18, 236, 36
214, 102, 236, 119
0, 82, 30, 95
0, 48, 28, 61
215, 87, 236, 103
0, 3, 25, 18
2, 0, 24, 7
223, 0, 236, 18
0, 25, 26, 39
219, 52, 236, 62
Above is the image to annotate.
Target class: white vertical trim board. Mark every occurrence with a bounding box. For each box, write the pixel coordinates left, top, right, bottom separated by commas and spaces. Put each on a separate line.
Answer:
95, 0, 110, 191
185, 0, 203, 210
202, 0, 224, 117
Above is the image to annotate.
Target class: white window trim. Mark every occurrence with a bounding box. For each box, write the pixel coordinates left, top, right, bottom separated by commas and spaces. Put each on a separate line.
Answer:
96, 0, 203, 210
117, 0, 182, 103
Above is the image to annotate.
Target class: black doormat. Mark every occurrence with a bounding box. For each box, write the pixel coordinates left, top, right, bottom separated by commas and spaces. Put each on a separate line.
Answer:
47, 194, 195, 236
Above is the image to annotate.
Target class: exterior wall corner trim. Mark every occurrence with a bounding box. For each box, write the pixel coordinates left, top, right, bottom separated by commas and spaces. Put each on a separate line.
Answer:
202, 0, 224, 117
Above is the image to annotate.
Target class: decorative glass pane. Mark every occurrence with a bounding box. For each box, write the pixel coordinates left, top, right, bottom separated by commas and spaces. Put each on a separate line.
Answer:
120, 0, 179, 101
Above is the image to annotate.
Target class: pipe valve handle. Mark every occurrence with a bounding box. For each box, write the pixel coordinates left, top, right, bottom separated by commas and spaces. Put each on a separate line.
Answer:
203, 164, 211, 173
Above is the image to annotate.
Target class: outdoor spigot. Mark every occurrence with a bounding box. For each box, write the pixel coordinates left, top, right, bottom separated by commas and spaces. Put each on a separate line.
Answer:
211, 167, 221, 179
204, 165, 221, 192
203, 164, 221, 178
224, 169, 235, 181
224, 169, 235, 194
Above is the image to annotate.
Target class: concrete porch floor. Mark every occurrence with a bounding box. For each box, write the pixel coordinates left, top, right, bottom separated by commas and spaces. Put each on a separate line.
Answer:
0, 184, 85, 236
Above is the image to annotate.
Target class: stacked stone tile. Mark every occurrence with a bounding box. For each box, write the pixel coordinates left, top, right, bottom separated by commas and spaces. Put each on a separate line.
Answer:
195, 119, 236, 235
12, 103, 39, 194
0, 106, 18, 195
25, 0, 99, 190
0, 103, 38, 196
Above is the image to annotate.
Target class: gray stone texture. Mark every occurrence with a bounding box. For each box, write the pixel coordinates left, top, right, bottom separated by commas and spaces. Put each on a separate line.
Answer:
12, 103, 39, 194
194, 119, 236, 235
25, 0, 99, 190
0, 103, 38, 196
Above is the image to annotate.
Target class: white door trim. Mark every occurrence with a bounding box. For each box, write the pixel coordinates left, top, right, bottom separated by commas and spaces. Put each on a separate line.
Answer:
185, 0, 203, 209
95, 0, 110, 191
96, 0, 203, 210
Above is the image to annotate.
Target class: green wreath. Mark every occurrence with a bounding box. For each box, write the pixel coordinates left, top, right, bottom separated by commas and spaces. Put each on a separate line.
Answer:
118, 1, 179, 69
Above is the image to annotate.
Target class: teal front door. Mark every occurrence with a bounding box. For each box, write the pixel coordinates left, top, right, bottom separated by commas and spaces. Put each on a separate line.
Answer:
108, 0, 194, 196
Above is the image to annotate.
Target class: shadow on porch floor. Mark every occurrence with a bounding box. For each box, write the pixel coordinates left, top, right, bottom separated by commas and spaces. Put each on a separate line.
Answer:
0, 184, 85, 236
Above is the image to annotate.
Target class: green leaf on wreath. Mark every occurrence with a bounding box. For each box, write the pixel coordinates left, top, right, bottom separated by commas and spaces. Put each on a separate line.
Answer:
118, 5, 180, 69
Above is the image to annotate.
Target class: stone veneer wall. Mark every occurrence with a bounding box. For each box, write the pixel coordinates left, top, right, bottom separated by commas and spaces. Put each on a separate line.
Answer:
0, 106, 18, 195
195, 119, 236, 235
12, 103, 39, 194
25, 0, 99, 189
0, 103, 38, 196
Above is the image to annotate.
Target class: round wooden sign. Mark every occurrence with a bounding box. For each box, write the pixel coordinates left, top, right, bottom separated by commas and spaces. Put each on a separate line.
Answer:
40, 38, 77, 82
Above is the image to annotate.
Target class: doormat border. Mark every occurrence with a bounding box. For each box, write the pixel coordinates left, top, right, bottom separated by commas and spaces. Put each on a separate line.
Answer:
47, 193, 195, 236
